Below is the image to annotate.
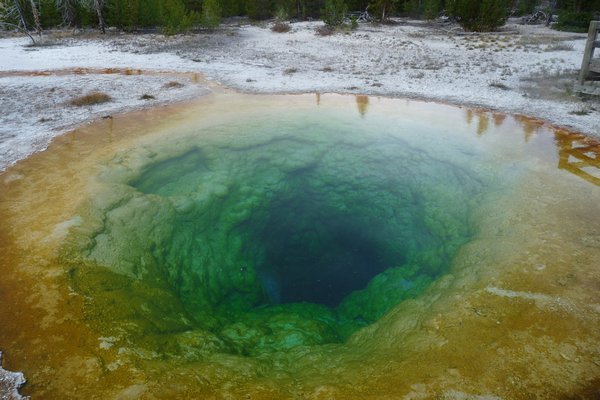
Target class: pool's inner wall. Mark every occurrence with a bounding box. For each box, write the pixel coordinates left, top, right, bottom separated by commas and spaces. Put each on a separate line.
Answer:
64, 122, 483, 355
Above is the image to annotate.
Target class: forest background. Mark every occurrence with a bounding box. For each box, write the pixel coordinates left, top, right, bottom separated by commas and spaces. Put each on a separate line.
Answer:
1, 0, 599, 37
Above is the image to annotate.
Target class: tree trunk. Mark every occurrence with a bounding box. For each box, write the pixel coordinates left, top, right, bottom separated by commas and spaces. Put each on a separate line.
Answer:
0, 21, 36, 43
12, 0, 29, 31
28, 0, 42, 36
546, 0, 556, 26
93, 0, 105, 33
65, 0, 77, 27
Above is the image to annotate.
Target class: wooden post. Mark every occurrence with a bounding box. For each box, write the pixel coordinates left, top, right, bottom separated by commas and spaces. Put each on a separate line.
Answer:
579, 21, 599, 84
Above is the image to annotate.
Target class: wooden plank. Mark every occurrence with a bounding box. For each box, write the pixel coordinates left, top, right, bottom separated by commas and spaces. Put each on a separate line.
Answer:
590, 59, 600, 74
580, 21, 599, 84
595, 40, 600, 48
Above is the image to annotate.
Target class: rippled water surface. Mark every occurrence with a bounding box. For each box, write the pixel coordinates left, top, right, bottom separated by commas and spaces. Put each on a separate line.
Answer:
0, 92, 599, 399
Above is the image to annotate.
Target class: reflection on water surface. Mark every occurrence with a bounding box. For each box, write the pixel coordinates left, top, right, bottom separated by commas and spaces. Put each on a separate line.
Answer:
556, 130, 600, 186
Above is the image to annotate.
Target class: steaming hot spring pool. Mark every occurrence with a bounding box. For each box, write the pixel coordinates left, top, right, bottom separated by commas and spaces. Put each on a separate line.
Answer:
0, 92, 599, 399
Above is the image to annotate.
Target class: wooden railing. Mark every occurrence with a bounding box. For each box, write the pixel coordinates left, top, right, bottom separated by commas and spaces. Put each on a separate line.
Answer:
579, 21, 600, 84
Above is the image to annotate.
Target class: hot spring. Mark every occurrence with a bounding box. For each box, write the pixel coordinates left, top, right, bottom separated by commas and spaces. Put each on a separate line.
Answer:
0, 92, 599, 399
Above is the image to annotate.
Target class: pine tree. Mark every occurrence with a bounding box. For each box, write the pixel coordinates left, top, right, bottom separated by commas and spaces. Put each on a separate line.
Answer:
246, 0, 272, 20
450, 0, 509, 31
369, 0, 394, 21
219, 0, 244, 17
123, 0, 140, 30
96, 0, 105, 31
423, 0, 440, 19
54, 0, 78, 26
138, 0, 161, 27
162, 0, 193, 34
201, 0, 220, 28
28, 0, 42, 34
402, 0, 421, 17
3, 0, 29, 30
0, 0, 37, 43
322, 0, 346, 26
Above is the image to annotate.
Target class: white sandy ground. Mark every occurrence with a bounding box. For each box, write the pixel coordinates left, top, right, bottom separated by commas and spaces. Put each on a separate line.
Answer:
0, 17, 599, 398
1, 18, 599, 172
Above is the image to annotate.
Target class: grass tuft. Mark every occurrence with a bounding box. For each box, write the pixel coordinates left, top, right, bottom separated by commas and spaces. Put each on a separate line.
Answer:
315, 25, 334, 36
489, 80, 510, 90
69, 92, 112, 106
520, 68, 580, 102
569, 108, 591, 116
162, 81, 184, 89
545, 42, 575, 52
271, 22, 291, 33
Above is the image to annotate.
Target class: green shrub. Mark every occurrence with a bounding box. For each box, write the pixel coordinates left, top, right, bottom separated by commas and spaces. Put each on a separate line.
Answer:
247, 0, 273, 20
162, 0, 194, 35
201, 0, 221, 29
423, 0, 441, 20
403, 0, 422, 17
220, 0, 246, 17
554, 11, 594, 33
272, 21, 291, 32
274, 5, 288, 21
449, 0, 510, 32
139, 0, 163, 27
369, 0, 394, 21
322, 0, 347, 27
514, 0, 537, 16
39, 0, 63, 27
163, 81, 185, 89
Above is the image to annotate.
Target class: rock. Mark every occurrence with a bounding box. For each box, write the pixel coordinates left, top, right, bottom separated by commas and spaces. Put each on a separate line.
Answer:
0, 352, 28, 400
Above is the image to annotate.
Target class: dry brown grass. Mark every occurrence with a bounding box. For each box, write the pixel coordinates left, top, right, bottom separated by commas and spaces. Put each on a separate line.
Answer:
489, 80, 510, 90
69, 91, 112, 106
520, 68, 581, 102
162, 81, 185, 89
271, 22, 291, 33
545, 42, 575, 52
569, 107, 591, 116
124, 68, 142, 75
315, 26, 334, 36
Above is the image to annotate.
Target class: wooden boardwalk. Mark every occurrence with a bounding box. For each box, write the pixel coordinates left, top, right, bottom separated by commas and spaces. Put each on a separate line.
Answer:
576, 21, 600, 94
